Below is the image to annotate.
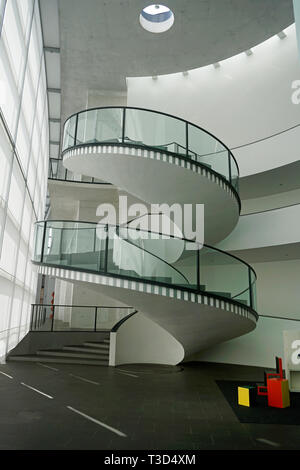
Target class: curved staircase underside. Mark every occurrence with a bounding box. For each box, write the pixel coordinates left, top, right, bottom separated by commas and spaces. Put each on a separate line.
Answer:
36, 264, 257, 362
63, 145, 240, 245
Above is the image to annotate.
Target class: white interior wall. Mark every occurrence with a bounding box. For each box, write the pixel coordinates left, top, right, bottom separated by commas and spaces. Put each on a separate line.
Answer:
217, 204, 300, 251
241, 189, 300, 214
190, 316, 300, 369
191, 258, 300, 367
127, 25, 300, 177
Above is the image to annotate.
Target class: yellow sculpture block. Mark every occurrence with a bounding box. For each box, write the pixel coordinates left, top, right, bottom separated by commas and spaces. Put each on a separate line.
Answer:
238, 386, 255, 407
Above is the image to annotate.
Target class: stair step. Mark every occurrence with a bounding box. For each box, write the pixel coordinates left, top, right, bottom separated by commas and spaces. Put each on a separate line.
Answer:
8, 355, 107, 366
63, 346, 109, 355
83, 341, 109, 349
37, 349, 109, 360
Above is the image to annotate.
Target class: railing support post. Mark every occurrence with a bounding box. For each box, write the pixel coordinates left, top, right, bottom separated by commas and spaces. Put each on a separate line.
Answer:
30, 304, 34, 331
104, 224, 109, 273
40, 221, 47, 263
51, 306, 55, 332
185, 122, 189, 158
197, 246, 200, 292
74, 113, 79, 146
94, 307, 98, 332
228, 151, 232, 185
122, 108, 126, 143
248, 267, 253, 309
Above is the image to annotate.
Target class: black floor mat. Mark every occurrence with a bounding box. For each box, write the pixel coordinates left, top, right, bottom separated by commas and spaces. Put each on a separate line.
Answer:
216, 380, 300, 425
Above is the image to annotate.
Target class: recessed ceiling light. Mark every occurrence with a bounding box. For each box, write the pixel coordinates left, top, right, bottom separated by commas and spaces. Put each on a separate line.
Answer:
139, 4, 174, 33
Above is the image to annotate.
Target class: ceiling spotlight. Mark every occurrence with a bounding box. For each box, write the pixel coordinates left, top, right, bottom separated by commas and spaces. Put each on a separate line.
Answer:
140, 4, 174, 33
152, 75, 158, 80
277, 31, 287, 40
245, 49, 253, 56
213, 62, 221, 69
182, 71, 189, 77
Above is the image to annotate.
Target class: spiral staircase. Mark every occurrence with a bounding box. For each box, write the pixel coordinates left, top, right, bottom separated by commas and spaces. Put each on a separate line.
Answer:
31, 107, 258, 366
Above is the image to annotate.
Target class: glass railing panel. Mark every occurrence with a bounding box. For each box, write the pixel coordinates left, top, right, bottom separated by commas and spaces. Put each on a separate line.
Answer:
76, 108, 123, 145
188, 123, 230, 181
34, 221, 256, 312
108, 227, 197, 289
199, 246, 251, 307
53, 306, 96, 331
125, 108, 186, 154
230, 154, 239, 193
40, 221, 104, 271
62, 115, 77, 151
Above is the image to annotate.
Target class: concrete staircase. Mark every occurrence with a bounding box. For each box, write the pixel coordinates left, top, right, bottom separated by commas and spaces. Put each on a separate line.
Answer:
8, 337, 110, 366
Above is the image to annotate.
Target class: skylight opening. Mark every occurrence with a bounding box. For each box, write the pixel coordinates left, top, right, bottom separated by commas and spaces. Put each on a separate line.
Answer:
139, 4, 174, 33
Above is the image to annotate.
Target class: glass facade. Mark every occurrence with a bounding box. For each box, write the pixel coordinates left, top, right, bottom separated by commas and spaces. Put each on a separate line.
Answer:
0, 0, 49, 360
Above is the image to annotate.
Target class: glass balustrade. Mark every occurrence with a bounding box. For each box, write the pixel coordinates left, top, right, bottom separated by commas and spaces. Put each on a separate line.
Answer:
62, 107, 240, 195
33, 220, 257, 314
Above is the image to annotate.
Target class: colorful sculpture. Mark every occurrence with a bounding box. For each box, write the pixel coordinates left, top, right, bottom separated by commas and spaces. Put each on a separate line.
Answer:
257, 357, 290, 408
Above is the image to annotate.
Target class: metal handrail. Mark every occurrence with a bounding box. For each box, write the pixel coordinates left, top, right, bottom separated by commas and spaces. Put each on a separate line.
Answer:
30, 303, 136, 332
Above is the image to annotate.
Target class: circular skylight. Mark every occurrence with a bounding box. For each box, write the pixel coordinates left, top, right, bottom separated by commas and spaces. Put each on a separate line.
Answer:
139, 4, 174, 33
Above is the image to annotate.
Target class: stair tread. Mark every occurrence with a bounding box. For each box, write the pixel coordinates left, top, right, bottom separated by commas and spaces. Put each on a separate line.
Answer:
37, 349, 109, 359
63, 346, 109, 354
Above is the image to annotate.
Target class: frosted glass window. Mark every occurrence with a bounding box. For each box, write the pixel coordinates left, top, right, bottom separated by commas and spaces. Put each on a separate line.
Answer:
21, 68, 35, 136
0, 43, 19, 133
2, 0, 25, 87
31, 120, 40, 166
27, 19, 41, 93
16, 0, 32, 37
27, 157, 36, 197
16, 113, 30, 172
0, 119, 13, 200
21, 194, 33, 242
0, 0, 48, 357
16, 238, 27, 283
0, 276, 13, 331
7, 161, 25, 225
0, 217, 18, 274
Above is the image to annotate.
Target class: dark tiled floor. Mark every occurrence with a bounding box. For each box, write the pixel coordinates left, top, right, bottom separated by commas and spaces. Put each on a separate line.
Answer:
0, 360, 299, 450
